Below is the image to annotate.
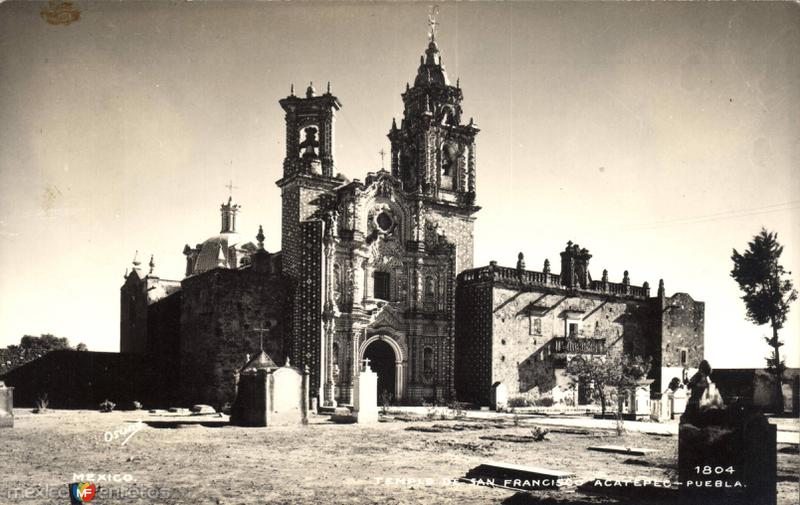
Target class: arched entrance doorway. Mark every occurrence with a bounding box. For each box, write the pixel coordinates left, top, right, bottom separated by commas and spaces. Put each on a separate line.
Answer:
363, 339, 396, 404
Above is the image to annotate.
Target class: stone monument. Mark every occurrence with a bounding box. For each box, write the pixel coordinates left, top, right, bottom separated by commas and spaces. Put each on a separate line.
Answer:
0, 381, 13, 428
230, 352, 309, 427
354, 359, 379, 423
678, 401, 776, 505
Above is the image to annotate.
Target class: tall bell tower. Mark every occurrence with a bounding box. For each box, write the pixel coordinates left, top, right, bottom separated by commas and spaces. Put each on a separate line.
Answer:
387, 18, 480, 272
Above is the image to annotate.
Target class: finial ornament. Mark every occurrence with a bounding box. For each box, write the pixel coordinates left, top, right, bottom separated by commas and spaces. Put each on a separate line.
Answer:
428, 5, 440, 42
326, 81, 331, 94
379, 148, 386, 170
543, 258, 551, 275
306, 81, 315, 98
132, 250, 141, 267
256, 225, 265, 250
290, 83, 295, 96
516, 252, 525, 270
149, 254, 155, 275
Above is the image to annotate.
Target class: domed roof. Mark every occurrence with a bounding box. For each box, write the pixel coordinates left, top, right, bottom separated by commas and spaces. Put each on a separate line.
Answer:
414, 40, 450, 87
192, 232, 244, 274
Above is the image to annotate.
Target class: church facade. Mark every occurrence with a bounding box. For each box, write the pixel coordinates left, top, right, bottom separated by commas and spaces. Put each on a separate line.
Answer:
120, 33, 704, 410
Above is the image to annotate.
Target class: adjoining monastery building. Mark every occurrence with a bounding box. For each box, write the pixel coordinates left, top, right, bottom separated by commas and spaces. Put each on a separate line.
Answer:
120, 32, 704, 409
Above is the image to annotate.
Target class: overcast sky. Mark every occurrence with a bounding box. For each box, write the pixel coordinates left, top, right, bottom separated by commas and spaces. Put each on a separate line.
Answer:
0, 1, 798, 368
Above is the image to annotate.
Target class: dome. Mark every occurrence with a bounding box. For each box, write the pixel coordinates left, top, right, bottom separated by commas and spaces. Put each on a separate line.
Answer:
414, 40, 450, 87
192, 232, 244, 274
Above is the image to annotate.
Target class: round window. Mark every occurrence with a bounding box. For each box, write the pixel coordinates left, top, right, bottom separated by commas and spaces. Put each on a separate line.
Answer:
376, 212, 393, 232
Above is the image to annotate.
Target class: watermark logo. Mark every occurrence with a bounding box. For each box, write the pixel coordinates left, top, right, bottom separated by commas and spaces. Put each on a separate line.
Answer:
103, 420, 144, 446
68, 482, 96, 504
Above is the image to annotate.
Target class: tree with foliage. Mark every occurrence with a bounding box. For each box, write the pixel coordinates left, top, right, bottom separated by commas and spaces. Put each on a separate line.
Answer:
731, 228, 797, 413
565, 353, 651, 418
0, 334, 83, 375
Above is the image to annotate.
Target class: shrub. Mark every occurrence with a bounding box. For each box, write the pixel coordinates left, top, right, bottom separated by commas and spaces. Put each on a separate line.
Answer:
33, 393, 49, 414
531, 426, 549, 441
448, 400, 467, 418
508, 397, 530, 408
539, 397, 554, 407
99, 399, 116, 413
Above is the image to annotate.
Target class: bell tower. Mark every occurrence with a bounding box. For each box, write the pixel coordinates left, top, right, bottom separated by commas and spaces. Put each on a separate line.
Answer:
276, 82, 342, 278
387, 28, 479, 206
386, 15, 480, 273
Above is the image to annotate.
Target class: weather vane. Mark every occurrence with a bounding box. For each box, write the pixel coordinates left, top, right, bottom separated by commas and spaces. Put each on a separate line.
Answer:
379, 148, 386, 170
428, 5, 440, 42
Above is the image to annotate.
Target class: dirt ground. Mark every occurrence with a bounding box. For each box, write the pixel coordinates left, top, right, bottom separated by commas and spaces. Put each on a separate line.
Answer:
0, 410, 797, 505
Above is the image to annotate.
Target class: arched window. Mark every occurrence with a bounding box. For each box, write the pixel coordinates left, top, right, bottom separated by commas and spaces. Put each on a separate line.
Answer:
423, 347, 434, 373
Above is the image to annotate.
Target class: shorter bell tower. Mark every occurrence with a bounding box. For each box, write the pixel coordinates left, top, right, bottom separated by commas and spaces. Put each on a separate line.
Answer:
279, 82, 341, 178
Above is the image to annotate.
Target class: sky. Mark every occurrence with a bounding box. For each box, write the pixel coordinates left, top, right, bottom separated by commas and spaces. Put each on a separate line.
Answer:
0, 1, 798, 368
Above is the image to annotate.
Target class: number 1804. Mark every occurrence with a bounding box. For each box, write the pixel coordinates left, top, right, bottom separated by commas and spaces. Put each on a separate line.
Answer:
694, 466, 735, 475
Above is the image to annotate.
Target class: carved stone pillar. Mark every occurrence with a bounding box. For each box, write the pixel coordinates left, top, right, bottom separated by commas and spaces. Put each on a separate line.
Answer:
467, 141, 476, 194
322, 239, 337, 407
363, 259, 374, 303
352, 255, 365, 308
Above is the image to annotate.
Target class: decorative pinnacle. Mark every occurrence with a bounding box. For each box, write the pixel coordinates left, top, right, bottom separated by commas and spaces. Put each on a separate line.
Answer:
132, 250, 141, 267
379, 148, 386, 170
326, 81, 331, 94
148, 254, 155, 275
290, 83, 295, 96
256, 225, 265, 250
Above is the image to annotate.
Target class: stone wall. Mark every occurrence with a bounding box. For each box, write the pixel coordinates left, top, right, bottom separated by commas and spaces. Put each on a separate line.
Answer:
120, 272, 148, 354
120, 272, 181, 354
146, 291, 182, 404
453, 259, 697, 406
660, 292, 705, 369
490, 286, 652, 397
424, 207, 475, 274
1, 351, 157, 408
178, 268, 290, 408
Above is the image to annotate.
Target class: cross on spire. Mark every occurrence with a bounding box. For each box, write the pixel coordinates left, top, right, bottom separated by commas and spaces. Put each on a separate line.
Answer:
379, 148, 386, 170
428, 5, 440, 42
225, 179, 238, 199
253, 327, 271, 351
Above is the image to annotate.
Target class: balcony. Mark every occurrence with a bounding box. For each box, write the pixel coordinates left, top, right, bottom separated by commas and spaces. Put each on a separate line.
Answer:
552, 337, 605, 355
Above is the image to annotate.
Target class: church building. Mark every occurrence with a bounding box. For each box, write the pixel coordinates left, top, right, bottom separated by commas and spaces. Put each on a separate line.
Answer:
119, 26, 704, 410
